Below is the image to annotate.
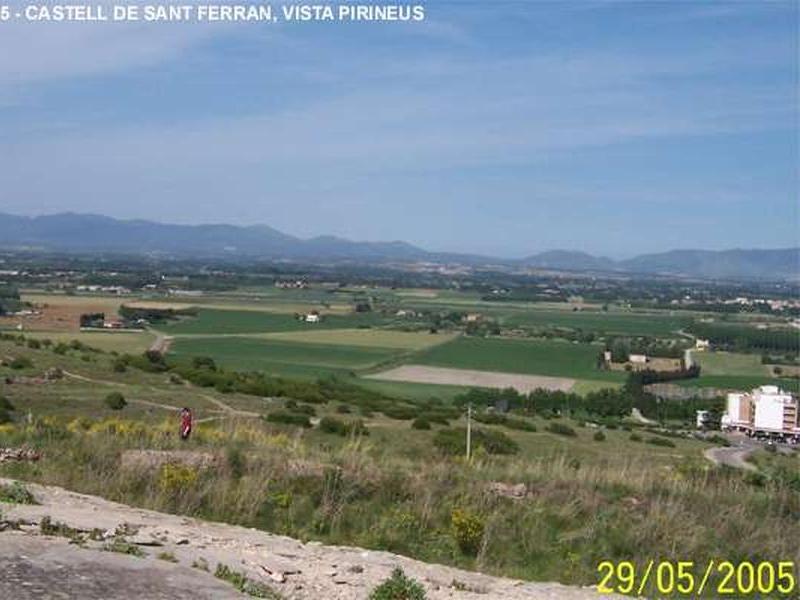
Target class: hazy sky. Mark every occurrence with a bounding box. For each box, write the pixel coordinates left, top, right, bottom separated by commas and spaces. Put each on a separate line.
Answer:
1, 1, 797, 258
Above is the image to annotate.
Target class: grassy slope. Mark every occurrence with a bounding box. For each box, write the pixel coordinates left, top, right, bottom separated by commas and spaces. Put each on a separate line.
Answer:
0, 337, 797, 591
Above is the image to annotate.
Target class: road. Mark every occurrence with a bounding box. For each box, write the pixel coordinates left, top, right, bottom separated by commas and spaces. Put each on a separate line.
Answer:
703, 436, 759, 471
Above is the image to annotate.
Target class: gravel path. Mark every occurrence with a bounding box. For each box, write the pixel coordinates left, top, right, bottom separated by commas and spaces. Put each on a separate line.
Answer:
0, 478, 615, 599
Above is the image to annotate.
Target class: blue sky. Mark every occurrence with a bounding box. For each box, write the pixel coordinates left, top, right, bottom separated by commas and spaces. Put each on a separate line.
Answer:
0, 1, 797, 258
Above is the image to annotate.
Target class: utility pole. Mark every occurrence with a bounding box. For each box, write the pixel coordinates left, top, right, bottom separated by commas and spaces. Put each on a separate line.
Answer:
466, 403, 472, 461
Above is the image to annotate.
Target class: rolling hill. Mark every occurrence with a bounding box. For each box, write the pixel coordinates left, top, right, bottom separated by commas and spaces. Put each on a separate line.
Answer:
0, 212, 796, 279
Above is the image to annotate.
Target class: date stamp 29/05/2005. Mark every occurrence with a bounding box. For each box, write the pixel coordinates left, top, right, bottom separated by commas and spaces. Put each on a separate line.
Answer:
598, 560, 797, 597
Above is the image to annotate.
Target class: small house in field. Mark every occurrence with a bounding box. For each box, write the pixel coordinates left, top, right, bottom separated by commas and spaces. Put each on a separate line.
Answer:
629, 354, 648, 364
464, 313, 482, 323
304, 312, 320, 323
695, 339, 710, 351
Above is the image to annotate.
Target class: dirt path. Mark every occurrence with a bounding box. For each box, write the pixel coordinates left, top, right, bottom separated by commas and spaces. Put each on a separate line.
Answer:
62, 371, 259, 419
704, 444, 758, 472
630, 408, 656, 425
0, 478, 615, 600
149, 332, 174, 355
199, 393, 260, 418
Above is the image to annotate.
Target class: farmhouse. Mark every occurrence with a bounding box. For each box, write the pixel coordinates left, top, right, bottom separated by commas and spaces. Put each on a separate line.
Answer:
695, 339, 710, 351
628, 354, 648, 364
722, 385, 800, 441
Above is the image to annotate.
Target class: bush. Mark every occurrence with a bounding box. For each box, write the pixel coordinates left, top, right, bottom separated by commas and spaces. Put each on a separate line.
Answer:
319, 416, 347, 435
0, 396, 14, 412
433, 427, 518, 456
369, 567, 427, 600
546, 422, 577, 437
0, 408, 11, 425
159, 463, 198, 493
336, 404, 352, 414
265, 411, 311, 428
104, 392, 126, 410
706, 434, 730, 447
412, 418, 431, 430
0, 482, 37, 504
318, 416, 369, 436
9, 356, 33, 370
593, 430, 606, 442
418, 411, 450, 426
382, 405, 419, 420
646, 436, 676, 448
451, 508, 485, 556
629, 433, 642, 442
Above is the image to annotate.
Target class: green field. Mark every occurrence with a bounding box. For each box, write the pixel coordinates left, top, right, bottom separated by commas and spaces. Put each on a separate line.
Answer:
162, 309, 388, 335
502, 310, 690, 336
23, 331, 156, 354
684, 351, 800, 392
260, 328, 456, 350
414, 337, 625, 382
693, 351, 768, 377
170, 336, 400, 378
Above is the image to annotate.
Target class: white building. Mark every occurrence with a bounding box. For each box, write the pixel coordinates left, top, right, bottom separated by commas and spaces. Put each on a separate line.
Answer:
722, 386, 799, 441
695, 339, 710, 351
629, 354, 648, 364
304, 313, 320, 323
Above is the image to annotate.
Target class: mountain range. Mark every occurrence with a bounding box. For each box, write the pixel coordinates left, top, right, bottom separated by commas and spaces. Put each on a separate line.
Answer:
0, 212, 797, 280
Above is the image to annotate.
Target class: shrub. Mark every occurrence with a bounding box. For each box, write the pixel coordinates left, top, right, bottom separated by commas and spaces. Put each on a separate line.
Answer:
451, 508, 485, 556
104, 392, 127, 410
0, 396, 14, 411
706, 434, 730, 447
159, 463, 199, 493
215, 563, 280, 598
26, 339, 41, 349
646, 436, 676, 448
418, 411, 450, 425
319, 416, 369, 436
112, 358, 127, 373
546, 422, 577, 437
369, 567, 427, 600
593, 430, 606, 442
319, 416, 347, 435
0, 482, 37, 504
9, 356, 33, 370
382, 405, 419, 420
336, 404, 352, 414
411, 418, 431, 430
433, 427, 518, 456
504, 417, 537, 432
0, 408, 11, 425
291, 403, 317, 417
630, 433, 643, 442
265, 411, 311, 428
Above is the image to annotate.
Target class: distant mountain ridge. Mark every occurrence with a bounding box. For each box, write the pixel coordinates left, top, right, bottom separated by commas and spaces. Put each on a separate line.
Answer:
0, 212, 797, 280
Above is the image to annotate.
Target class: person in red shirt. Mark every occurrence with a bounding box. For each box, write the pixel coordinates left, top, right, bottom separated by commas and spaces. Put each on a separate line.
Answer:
179, 407, 192, 441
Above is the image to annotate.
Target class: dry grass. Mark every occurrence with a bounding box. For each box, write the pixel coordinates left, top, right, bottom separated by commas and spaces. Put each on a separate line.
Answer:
1, 415, 796, 591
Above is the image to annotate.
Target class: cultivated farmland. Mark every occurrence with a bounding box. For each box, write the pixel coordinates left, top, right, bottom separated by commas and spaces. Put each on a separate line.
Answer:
414, 337, 625, 382
170, 336, 399, 378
